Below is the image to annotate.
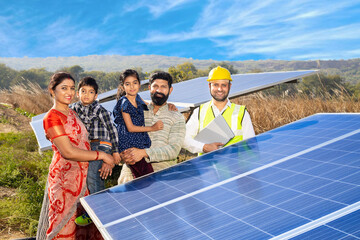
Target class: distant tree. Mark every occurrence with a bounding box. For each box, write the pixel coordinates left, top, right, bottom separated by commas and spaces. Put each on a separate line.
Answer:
197, 69, 208, 78
103, 72, 121, 91
208, 61, 238, 74
169, 62, 198, 83
132, 67, 147, 80
248, 68, 263, 73
0, 64, 18, 89
299, 73, 348, 96
58, 65, 84, 81
12, 68, 52, 88
81, 71, 120, 92
263, 82, 299, 97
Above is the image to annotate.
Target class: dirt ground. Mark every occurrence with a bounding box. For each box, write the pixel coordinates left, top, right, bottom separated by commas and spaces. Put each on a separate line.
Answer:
0, 230, 28, 240
0, 104, 32, 133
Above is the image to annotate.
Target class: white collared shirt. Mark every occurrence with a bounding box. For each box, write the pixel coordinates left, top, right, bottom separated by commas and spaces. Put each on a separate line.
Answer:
183, 99, 255, 154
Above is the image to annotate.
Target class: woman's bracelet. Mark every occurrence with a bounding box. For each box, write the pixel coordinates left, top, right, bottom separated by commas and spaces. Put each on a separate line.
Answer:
95, 151, 99, 161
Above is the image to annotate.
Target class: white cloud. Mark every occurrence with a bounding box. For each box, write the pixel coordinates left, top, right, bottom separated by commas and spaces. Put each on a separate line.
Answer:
124, 0, 195, 18
140, 0, 360, 59
37, 17, 107, 56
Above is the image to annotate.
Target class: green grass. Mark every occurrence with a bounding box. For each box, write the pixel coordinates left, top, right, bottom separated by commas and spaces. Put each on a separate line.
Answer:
0, 116, 11, 124
14, 107, 36, 118
0, 131, 52, 236
0, 131, 121, 237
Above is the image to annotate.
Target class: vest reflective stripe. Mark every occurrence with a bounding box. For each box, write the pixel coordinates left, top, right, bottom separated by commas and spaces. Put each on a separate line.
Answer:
198, 101, 246, 155
199, 101, 211, 131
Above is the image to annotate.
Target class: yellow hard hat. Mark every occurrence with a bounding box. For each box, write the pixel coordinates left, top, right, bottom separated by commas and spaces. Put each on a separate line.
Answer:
207, 66, 232, 81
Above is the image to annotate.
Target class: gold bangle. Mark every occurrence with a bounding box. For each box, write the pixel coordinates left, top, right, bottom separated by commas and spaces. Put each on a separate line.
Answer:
95, 151, 99, 161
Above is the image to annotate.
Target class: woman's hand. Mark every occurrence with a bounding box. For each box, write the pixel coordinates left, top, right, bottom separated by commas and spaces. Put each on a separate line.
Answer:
100, 152, 115, 167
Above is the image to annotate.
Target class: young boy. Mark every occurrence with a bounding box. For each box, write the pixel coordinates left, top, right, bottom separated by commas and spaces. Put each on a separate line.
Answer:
70, 77, 121, 225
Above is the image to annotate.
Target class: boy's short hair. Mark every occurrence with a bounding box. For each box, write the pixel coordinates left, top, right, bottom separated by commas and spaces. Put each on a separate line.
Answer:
78, 77, 99, 94
149, 71, 173, 88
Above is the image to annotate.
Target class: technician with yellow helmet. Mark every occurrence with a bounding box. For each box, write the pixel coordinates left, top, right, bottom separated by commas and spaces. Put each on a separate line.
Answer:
183, 66, 255, 154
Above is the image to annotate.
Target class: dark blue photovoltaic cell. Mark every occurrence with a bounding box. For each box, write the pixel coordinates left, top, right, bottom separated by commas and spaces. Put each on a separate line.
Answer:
81, 113, 360, 239
292, 210, 360, 239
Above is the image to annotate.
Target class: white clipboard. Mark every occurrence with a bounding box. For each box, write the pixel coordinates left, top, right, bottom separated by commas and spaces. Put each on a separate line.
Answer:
194, 115, 235, 145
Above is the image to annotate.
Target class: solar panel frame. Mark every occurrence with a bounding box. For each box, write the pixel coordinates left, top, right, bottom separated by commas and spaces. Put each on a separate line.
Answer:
80, 113, 360, 240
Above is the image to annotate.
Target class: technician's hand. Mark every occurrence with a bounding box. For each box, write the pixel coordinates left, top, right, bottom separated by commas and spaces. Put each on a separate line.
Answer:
203, 142, 223, 153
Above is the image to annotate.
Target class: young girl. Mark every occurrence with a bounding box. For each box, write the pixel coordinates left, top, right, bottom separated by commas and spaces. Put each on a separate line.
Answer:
113, 69, 163, 181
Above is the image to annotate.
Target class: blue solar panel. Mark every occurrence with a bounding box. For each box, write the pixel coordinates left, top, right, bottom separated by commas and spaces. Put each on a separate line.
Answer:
80, 113, 360, 239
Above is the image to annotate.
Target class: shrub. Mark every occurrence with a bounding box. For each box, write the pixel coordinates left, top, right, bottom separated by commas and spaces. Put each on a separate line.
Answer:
0, 132, 52, 236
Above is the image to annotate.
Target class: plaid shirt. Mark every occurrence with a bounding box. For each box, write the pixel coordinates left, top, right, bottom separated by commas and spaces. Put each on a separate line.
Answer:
70, 100, 119, 153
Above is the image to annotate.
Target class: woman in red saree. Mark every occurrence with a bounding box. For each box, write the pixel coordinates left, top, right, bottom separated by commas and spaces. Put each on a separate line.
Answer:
36, 72, 114, 240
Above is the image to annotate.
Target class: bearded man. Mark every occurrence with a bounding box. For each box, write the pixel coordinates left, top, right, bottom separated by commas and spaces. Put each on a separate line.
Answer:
118, 71, 186, 184
183, 66, 255, 155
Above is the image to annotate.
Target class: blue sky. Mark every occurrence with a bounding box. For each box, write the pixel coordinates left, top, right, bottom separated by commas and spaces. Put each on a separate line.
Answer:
1, 0, 360, 60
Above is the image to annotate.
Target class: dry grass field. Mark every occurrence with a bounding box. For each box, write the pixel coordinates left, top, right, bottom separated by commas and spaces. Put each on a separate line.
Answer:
234, 93, 360, 134
2, 83, 359, 133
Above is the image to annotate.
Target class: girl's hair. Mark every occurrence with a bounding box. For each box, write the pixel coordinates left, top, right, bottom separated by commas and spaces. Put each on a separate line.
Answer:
116, 69, 140, 100
48, 72, 75, 97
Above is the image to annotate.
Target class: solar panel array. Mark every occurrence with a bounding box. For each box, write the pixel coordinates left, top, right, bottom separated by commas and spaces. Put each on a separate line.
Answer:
81, 113, 360, 240
31, 70, 316, 151
102, 70, 316, 113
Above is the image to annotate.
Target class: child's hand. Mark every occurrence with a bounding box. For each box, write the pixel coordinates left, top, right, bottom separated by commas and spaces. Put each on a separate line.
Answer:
112, 152, 122, 165
152, 120, 163, 131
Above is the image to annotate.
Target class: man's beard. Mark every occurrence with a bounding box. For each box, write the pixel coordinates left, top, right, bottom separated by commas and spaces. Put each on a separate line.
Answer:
151, 92, 169, 106
211, 91, 229, 102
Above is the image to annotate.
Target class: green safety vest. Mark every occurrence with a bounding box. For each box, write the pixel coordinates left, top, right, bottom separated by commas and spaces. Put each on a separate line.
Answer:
198, 100, 246, 155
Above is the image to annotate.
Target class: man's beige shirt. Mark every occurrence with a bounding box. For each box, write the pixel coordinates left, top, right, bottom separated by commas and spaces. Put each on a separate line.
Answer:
118, 103, 185, 184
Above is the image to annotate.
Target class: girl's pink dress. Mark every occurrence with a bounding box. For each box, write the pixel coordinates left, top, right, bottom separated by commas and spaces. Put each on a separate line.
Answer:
38, 109, 102, 240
